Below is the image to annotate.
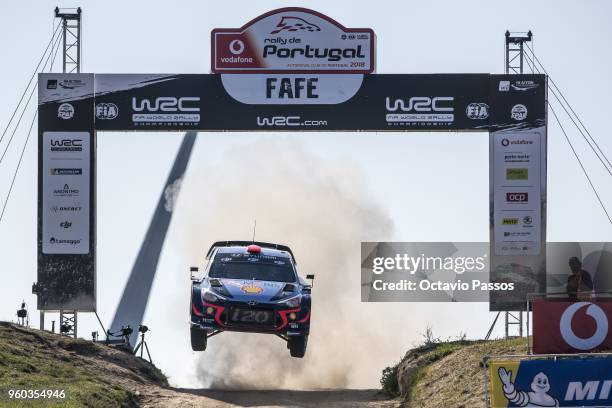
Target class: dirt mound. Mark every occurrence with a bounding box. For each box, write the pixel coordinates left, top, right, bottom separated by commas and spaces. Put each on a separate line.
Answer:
0, 322, 169, 407
380, 337, 529, 408
0, 322, 395, 407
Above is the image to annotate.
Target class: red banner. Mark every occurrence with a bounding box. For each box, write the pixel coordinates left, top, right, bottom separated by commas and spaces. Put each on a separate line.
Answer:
532, 299, 612, 354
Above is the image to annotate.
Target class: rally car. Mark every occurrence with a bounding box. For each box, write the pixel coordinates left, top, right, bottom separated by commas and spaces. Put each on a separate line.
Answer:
189, 241, 313, 358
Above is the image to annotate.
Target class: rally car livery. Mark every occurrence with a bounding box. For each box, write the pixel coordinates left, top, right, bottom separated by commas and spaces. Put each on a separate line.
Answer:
190, 241, 313, 358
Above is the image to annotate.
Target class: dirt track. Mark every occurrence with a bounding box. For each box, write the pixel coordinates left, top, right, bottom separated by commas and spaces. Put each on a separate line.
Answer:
139, 388, 400, 407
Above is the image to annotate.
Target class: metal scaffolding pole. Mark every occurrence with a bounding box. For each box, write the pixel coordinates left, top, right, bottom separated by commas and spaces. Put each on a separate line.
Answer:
55, 7, 82, 73
505, 30, 532, 75
485, 30, 534, 340
39, 7, 83, 335
503, 30, 532, 338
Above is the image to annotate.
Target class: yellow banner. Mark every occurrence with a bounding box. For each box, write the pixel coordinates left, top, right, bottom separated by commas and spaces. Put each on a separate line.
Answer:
489, 360, 521, 408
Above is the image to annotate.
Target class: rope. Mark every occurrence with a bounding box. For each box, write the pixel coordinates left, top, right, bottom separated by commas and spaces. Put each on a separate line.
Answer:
0, 111, 37, 224
0, 29, 62, 165
548, 102, 612, 224
0, 21, 61, 147
525, 42, 612, 174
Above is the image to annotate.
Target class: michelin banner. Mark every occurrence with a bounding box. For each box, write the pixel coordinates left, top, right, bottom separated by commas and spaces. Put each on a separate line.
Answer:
489, 358, 612, 407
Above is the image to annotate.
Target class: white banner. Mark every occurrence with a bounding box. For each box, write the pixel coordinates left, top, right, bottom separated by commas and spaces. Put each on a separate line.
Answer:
221, 74, 363, 104
42, 131, 90, 254
493, 130, 543, 256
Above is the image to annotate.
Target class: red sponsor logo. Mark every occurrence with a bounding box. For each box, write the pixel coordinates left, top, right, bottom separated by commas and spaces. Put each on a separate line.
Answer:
533, 300, 612, 354
213, 33, 264, 70
506, 192, 528, 202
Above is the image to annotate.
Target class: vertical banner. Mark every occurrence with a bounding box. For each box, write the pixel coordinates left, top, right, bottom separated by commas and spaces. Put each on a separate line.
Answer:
489, 74, 547, 311
42, 131, 90, 254
38, 73, 96, 311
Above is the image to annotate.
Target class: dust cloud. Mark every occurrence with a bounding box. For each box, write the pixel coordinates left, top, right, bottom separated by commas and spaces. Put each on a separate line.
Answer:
177, 138, 416, 389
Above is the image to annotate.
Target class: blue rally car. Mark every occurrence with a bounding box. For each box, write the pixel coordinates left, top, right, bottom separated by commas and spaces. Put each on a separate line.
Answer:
190, 241, 314, 358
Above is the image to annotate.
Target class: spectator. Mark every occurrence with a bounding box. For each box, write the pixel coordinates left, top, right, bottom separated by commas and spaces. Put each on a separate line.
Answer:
566, 257, 593, 299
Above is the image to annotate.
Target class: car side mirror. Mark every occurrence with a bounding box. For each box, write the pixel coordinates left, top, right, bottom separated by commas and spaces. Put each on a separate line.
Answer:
190, 266, 199, 281
306, 274, 315, 287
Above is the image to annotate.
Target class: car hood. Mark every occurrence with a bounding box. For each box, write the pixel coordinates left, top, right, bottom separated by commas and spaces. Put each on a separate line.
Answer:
217, 278, 285, 302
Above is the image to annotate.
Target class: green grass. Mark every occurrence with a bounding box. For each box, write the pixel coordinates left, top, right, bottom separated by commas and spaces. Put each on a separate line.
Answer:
380, 335, 530, 407
400, 337, 528, 407
0, 324, 137, 407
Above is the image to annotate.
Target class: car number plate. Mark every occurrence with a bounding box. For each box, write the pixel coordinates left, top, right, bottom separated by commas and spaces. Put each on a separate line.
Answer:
229, 308, 273, 325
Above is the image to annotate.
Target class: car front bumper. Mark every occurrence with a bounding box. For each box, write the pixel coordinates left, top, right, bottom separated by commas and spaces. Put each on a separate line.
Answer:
190, 299, 311, 336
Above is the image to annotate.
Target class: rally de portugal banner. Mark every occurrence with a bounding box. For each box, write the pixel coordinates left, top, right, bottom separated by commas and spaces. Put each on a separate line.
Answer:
533, 300, 612, 354
211, 7, 375, 73
489, 358, 612, 407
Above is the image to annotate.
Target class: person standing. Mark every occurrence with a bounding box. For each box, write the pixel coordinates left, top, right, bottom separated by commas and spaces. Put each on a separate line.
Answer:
566, 257, 593, 299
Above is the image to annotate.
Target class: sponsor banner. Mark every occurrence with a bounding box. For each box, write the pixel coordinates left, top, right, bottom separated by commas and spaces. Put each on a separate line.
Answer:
533, 300, 612, 354
489, 358, 612, 407
492, 131, 542, 256
498, 79, 541, 93
488, 74, 547, 311
42, 132, 90, 254
211, 8, 375, 74
37, 73, 95, 311
94, 73, 498, 131
94, 74, 202, 129
38, 73, 94, 104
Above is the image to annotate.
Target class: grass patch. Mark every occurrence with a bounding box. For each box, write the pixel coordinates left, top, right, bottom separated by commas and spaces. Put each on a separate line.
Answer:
0, 323, 137, 407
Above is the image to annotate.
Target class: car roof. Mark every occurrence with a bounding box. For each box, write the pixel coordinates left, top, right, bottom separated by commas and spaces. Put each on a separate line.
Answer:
215, 245, 292, 259
206, 241, 296, 263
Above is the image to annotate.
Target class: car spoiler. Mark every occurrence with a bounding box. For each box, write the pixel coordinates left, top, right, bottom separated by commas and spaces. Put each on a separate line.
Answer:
206, 241, 296, 263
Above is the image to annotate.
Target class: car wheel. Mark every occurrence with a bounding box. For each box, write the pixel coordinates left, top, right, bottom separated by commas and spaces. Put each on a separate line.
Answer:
190, 326, 207, 351
288, 335, 308, 358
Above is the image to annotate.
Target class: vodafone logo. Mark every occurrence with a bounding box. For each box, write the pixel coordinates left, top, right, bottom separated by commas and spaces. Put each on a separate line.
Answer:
560, 302, 609, 350
500, 138, 533, 147
229, 39, 245, 55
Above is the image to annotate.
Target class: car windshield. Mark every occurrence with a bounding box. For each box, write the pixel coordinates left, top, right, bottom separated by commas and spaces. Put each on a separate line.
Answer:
209, 252, 296, 282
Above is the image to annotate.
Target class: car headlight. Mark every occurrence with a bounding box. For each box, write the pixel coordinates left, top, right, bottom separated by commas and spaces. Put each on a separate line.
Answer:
280, 295, 302, 308
202, 289, 219, 303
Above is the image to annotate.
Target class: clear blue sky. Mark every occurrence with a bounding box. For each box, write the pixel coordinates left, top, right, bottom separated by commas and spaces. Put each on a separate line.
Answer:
0, 0, 611, 388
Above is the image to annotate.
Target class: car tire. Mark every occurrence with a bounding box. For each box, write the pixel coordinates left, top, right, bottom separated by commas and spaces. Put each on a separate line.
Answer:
190, 326, 207, 351
288, 335, 308, 358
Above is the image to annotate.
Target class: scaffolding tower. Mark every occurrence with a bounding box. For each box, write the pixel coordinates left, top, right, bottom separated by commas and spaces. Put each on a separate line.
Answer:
54, 7, 82, 74
39, 7, 83, 337
486, 30, 534, 341
505, 30, 532, 75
